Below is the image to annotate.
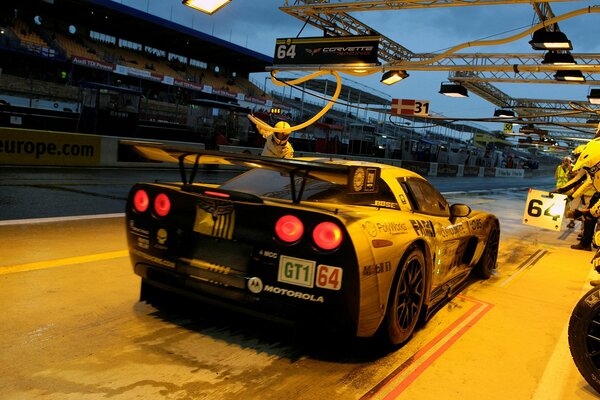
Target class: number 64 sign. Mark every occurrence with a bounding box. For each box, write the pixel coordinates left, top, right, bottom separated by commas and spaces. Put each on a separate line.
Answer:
522, 189, 568, 231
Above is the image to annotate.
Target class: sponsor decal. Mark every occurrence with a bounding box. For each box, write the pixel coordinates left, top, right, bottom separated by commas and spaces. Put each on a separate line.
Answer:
128, 221, 149, 237
137, 237, 149, 249
130, 248, 175, 268
258, 249, 278, 259
373, 200, 399, 209
363, 221, 378, 237
585, 290, 600, 307
410, 219, 435, 237
377, 221, 408, 235
263, 285, 325, 303
194, 197, 235, 239
363, 261, 392, 276
305, 48, 322, 56
469, 219, 484, 231
439, 223, 465, 238
156, 228, 167, 244
247, 277, 264, 294
278, 256, 316, 288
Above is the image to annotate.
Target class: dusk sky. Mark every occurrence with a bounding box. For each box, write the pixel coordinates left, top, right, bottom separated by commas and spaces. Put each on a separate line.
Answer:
111, 0, 599, 133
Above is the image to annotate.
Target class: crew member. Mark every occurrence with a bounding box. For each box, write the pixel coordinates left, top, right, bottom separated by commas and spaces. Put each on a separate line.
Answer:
260, 120, 294, 159
561, 140, 600, 285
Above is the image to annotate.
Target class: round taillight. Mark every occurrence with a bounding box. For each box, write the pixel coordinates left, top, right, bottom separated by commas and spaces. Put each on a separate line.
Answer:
275, 215, 304, 243
313, 222, 342, 250
133, 189, 149, 212
154, 193, 171, 217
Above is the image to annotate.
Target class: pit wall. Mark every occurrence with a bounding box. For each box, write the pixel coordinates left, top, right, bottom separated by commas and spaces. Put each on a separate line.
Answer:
0, 127, 552, 178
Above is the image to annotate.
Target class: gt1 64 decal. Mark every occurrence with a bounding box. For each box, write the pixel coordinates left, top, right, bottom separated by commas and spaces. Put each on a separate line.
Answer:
278, 256, 342, 290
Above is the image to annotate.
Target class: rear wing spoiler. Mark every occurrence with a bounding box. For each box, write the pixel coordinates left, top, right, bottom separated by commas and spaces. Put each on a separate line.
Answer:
120, 140, 380, 201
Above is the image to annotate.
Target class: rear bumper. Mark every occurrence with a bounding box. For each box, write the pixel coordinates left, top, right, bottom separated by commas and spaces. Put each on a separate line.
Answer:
134, 261, 357, 335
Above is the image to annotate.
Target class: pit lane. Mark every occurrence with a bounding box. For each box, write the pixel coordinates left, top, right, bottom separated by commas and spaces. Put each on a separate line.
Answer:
1, 171, 598, 399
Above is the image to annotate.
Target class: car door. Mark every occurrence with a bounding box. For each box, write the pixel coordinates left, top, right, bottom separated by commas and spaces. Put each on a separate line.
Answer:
398, 177, 471, 286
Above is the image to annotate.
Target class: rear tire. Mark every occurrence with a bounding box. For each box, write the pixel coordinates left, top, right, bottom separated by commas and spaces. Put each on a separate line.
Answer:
475, 225, 499, 279
385, 246, 426, 346
569, 286, 600, 394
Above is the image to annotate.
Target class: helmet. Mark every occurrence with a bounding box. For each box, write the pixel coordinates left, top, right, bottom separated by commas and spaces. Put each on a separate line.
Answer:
573, 144, 586, 156
572, 138, 600, 173
273, 121, 291, 145
572, 144, 586, 162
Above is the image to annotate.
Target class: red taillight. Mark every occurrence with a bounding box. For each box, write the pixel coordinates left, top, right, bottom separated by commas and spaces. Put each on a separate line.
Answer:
313, 222, 342, 250
275, 215, 304, 243
154, 193, 171, 217
133, 189, 149, 212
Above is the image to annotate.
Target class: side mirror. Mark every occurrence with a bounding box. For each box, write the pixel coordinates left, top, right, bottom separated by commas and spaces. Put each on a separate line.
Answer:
450, 204, 471, 218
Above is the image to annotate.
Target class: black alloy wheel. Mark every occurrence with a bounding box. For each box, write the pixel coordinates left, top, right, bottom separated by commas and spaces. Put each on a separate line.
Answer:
386, 246, 426, 346
475, 225, 499, 279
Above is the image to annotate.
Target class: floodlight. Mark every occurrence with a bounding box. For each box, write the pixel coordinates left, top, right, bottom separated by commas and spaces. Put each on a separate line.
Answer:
554, 70, 585, 82
541, 51, 576, 65
182, 0, 231, 15
439, 82, 468, 98
529, 28, 572, 50
381, 70, 408, 85
588, 88, 600, 105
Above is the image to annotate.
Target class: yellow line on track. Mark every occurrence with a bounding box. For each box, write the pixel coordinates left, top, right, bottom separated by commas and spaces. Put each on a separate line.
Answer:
0, 250, 129, 275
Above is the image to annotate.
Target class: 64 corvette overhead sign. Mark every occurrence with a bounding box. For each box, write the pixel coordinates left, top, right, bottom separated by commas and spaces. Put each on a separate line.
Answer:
274, 35, 380, 66
522, 189, 567, 231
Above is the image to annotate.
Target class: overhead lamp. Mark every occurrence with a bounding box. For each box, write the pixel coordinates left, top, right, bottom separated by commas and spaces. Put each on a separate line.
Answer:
529, 28, 572, 50
381, 70, 409, 85
588, 88, 600, 105
494, 109, 516, 118
439, 82, 468, 98
542, 51, 576, 65
554, 70, 585, 82
182, 0, 231, 15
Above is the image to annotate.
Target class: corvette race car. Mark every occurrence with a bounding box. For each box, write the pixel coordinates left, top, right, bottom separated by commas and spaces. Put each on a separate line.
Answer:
124, 141, 500, 345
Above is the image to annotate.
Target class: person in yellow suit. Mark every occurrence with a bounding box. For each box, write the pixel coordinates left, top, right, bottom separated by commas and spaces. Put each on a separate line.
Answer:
555, 156, 572, 189
260, 121, 294, 159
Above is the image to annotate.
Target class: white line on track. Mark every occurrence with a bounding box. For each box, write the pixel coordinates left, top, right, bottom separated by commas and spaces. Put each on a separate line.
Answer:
0, 213, 125, 226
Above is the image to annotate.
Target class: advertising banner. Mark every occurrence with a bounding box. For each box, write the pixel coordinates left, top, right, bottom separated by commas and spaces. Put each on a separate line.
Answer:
0, 128, 101, 166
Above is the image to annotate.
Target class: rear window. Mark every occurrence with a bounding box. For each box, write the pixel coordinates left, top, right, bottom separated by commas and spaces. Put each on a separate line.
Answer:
220, 169, 397, 207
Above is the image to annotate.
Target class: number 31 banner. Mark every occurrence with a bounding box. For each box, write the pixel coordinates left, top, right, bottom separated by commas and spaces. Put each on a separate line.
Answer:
522, 189, 568, 231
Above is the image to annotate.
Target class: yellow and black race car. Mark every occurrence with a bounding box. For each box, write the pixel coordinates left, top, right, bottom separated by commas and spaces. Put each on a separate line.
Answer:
124, 141, 499, 346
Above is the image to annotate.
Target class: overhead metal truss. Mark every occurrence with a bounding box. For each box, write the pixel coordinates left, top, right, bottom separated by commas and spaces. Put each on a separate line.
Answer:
279, 0, 599, 138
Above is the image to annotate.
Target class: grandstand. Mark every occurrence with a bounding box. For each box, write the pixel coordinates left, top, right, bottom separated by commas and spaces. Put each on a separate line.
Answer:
0, 0, 555, 167
0, 0, 276, 145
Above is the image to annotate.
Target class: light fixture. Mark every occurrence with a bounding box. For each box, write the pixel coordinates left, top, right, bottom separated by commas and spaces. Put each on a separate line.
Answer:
529, 28, 572, 50
381, 70, 409, 85
182, 0, 231, 15
588, 88, 600, 105
542, 51, 576, 65
554, 70, 585, 82
439, 82, 468, 98
494, 109, 516, 118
